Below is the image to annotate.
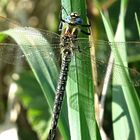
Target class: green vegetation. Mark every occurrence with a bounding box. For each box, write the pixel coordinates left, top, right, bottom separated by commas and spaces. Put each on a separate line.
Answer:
0, 0, 139, 140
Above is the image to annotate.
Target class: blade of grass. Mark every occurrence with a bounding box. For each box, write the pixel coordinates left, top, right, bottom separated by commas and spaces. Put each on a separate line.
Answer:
101, 3, 140, 139
61, 0, 99, 140
135, 13, 140, 38
0, 28, 70, 140
111, 1, 131, 139
113, 1, 140, 139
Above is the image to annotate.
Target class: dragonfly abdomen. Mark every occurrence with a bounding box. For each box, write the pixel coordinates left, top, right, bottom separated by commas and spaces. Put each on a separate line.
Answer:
48, 51, 71, 140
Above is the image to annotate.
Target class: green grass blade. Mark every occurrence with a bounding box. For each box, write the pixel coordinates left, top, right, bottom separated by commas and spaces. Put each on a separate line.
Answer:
135, 13, 140, 38
0, 27, 70, 140
101, 6, 140, 140
61, 0, 98, 140
114, 1, 140, 139
111, 0, 131, 139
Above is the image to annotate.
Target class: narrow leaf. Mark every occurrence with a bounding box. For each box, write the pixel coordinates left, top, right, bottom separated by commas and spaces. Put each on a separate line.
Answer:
61, 0, 97, 140
101, 10, 140, 140
135, 13, 140, 38
0, 27, 70, 140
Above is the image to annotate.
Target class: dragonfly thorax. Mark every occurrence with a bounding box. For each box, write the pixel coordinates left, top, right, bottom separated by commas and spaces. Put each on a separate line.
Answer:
60, 36, 78, 54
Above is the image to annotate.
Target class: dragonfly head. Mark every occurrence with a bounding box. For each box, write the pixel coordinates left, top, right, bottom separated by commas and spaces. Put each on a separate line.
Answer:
65, 12, 83, 25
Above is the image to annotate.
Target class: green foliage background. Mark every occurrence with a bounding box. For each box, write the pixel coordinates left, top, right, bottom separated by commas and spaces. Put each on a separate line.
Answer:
0, 0, 140, 140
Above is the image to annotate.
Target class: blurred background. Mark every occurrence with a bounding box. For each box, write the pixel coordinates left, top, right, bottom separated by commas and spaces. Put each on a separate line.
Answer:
0, 0, 140, 140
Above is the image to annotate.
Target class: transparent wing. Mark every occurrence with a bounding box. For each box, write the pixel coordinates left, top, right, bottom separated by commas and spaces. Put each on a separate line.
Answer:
0, 27, 140, 89
0, 27, 61, 67
69, 41, 140, 89
0, 43, 140, 88
0, 43, 60, 65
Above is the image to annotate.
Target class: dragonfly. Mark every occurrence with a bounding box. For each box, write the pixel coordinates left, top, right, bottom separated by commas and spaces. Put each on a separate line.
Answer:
0, 13, 140, 140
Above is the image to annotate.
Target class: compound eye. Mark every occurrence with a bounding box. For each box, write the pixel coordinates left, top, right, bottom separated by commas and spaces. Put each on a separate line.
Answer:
65, 15, 71, 23
75, 17, 83, 24
74, 13, 78, 17
71, 12, 75, 17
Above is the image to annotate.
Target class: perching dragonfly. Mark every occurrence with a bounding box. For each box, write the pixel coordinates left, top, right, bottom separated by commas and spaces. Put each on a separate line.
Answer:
0, 13, 140, 140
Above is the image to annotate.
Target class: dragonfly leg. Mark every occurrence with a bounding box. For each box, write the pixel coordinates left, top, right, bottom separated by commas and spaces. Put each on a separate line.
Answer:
78, 45, 82, 52
81, 29, 91, 35
81, 23, 91, 35
59, 22, 63, 32
81, 24, 91, 27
